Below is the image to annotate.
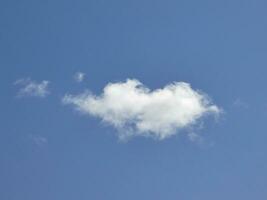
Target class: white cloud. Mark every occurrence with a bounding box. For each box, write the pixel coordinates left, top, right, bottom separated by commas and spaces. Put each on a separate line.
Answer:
188, 132, 203, 143
63, 79, 221, 140
15, 78, 50, 98
29, 134, 48, 146
233, 98, 248, 109
74, 72, 85, 82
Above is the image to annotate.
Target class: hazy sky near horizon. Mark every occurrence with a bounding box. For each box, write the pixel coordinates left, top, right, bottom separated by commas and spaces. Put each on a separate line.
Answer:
1, 0, 267, 199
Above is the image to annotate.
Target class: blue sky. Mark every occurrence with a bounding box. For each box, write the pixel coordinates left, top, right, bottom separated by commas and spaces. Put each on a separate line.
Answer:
1, 0, 267, 199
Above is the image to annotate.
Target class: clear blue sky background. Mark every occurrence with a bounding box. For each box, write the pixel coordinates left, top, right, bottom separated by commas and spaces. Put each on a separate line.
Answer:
1, 0, 267, 199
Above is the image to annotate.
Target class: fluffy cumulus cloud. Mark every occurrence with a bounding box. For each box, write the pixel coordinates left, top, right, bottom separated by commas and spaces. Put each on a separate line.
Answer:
63, 79, 221, 140
15, 78, 50, 98
74, 72, 85, 82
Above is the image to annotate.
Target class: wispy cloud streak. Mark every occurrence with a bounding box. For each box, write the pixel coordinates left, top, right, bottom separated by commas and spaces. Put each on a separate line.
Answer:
74, 72, 85, 83
15, 78, 50, 98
